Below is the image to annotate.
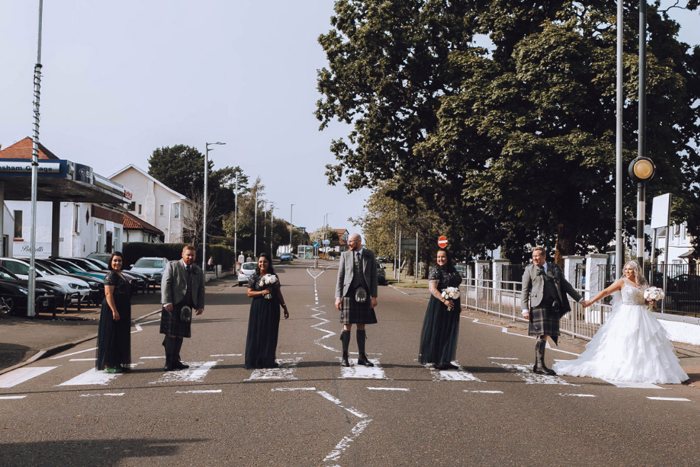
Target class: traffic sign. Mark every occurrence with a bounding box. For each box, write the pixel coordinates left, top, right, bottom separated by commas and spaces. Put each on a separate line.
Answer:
438, 236, 448, 248
313, 242, 319, 248
400, 238, 417, 251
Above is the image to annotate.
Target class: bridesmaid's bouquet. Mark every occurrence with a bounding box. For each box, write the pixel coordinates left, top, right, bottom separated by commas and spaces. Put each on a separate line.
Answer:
260, 274, 278, 299
644, 286, 664, 311
441, 287, 460, 311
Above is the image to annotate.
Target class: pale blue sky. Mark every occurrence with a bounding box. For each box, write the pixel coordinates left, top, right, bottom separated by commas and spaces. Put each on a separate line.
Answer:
0, 1, 698, 233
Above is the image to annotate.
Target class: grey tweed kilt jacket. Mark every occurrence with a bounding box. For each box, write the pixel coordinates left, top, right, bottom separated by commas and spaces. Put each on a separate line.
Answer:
521, 262, 582, 314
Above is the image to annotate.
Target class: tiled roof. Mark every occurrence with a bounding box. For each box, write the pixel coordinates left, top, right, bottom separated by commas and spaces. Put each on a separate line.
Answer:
122, 212, 163, 235
0, 137, 59, 159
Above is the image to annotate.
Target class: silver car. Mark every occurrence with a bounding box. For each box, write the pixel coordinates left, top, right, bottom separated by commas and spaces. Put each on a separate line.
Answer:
129, 257, 168, 286
237, 262, 257, 286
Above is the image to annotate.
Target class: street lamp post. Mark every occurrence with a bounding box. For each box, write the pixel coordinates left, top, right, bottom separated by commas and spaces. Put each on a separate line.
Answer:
203, 141, 225, 273
289, 204, 295, 255
270, 203, 274, 258
234, 175, 238, 260
254, 190, 259, 257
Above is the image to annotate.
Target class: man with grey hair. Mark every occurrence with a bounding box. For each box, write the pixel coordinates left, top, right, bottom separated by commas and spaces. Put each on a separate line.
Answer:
335, 233, 378, 367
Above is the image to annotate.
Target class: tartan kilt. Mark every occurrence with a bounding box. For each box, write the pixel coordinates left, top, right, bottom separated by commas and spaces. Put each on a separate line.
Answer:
340, 296, 377, 325
160, 305, 192, 338
528, 304, 560, 340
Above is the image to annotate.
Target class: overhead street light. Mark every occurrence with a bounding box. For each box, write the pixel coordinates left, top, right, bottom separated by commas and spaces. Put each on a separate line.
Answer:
629, 156, 656, 269
203, 141, 225, 273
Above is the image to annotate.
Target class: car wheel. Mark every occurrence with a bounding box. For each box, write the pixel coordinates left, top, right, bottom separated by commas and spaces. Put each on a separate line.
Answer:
2, 297, 16, 315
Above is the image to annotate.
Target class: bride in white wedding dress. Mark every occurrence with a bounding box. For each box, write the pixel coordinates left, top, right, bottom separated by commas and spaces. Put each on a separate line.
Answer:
553, 261, 688, 384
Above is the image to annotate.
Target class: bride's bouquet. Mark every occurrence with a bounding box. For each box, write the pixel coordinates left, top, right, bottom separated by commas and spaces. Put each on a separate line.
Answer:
259, 274, 278, 299
441, 287, 460, 311
644, 286, 664, 311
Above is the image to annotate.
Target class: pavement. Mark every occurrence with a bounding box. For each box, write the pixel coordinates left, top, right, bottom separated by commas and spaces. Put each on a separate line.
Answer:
2, 272, 699, 389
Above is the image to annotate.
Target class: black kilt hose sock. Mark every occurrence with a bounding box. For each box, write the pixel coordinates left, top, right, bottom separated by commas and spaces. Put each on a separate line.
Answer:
357, 330, 367, 356
163, 336, 178, 363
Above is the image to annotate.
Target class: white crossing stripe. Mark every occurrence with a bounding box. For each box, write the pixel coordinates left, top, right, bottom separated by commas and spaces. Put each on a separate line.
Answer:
0, 367, 57, 388
60, 368, 121, 386
150, 361, 219, 384
339, 359, 386, 379
69, 358, 96, 362
0, 395, 27, 400
210, 354, 242, 357
558, 393, 596, 397
495, 363, 578, 386
245, 357, 302, 381
605, 380, 664, 389
647, 397, 691, 402
80, 393, 125, 397
465, 390, 503, 394
176, 390, 222, 394
427, 363, 483, 382
367, 387, 409, 391
272, 387, 317, 391
51, 347, 97, 359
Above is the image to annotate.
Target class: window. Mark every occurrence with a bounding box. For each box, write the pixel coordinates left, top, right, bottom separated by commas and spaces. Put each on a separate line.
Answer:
160, 205, 164, 216
13, 210, 22, 238
96, 223, 104, 253
127, 202, 135, 211
173, 204, 181, 219
74, 204, 80, 233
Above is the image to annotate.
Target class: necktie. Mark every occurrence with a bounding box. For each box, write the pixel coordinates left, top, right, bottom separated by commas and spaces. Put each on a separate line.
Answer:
186, 265, 192, 275
356, 252, 361, 262
539, 265, 545, 276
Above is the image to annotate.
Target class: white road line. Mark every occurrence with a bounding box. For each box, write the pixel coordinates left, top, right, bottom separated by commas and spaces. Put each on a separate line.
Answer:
0, 395, 27, 400
426, 363, 483, 382
59, 368, 120, 386
79, 393, 125, 397
367, 387, 409, 391
149, 361, 219, 384
138, 318, 161, 326
317, 390, 368, 419
139, 356, 166, 359
272, 387, 317, 392
245, 357, 302, 381
210, 354, 242, 357
339, 359, 387, 380
488, 357, 519, 360
0, 367, 57, 388
176, 390, 222, 394
280, 352, 308, 355
51, 347, 97, 359
323, 419, 373, 463
558, 393, 596, 397
69, 358, 96, 362
131, 323, 143, 334
494, 363, 578, 386
647, 397, 691, 402
464, 390, 503, 394
604, 380, 664, 389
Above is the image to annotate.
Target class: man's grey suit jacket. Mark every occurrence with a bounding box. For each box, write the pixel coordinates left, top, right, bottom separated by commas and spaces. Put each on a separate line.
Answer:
161, 260, 205, 310
521, 262, 581, 313
335, 249, 378, 299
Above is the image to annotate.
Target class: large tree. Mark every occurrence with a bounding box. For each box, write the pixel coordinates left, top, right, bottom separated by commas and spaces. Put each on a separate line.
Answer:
317, 0, 700, 264
148, 145, 249, 237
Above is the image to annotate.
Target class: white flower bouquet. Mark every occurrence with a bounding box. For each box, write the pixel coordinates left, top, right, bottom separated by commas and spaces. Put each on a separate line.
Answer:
259, 274, 278, 299
644, 286, 665, 302
644, 286, 664, 311
441, 287, 460, 310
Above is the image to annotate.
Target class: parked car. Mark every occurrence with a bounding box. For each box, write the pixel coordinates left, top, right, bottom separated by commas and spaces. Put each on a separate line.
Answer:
455, 264, 467, 279
36, 259, 105, 305
0, 267, 61, 315
280, 253, 293, 262
87, 253, 111, 264
666, 274, 700, 312
0, 257, 91, 304
54, 258, 108, 280
377, 257, 388, 264
129, 257, 168, 287
83, 257, 148, 293
377, 263, 387, 285
238, 262, 257, 286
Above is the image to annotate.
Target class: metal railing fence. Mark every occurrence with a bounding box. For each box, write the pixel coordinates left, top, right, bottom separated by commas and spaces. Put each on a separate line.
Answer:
462, 279, 612, 341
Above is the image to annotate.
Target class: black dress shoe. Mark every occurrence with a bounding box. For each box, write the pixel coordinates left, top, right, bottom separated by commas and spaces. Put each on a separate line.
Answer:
341, 357, 351, 367
533, 364, 556, 376
173, 361, 189, 370
164, 362, 175, 371
357, 355, 374, 367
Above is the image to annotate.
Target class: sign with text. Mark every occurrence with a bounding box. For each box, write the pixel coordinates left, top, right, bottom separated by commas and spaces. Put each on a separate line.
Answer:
13, 242, 51, 259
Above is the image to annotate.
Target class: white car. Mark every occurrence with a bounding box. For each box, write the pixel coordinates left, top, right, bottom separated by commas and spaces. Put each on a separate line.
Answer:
0, 257, 92, 301
129, 257, 168, 286
237, 262, 257, 286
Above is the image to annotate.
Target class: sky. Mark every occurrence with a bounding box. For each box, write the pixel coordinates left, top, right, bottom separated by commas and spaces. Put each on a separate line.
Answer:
1, 1, 699, 235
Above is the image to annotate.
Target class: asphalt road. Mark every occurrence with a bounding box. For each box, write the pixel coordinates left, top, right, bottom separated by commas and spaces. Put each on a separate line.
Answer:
1, 259, 698, 466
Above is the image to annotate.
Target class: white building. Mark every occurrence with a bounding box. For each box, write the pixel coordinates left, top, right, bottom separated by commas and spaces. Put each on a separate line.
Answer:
110, 165, 194, 244
654, 222, 696, 266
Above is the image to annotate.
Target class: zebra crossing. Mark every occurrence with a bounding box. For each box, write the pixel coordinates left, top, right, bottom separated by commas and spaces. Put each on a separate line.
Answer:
0, 352, 685, 402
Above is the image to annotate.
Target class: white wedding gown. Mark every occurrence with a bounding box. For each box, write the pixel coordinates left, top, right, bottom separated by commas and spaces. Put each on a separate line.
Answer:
553, 280, 688, 384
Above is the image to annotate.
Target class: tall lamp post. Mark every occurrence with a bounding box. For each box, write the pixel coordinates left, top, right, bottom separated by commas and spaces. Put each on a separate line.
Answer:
289, 204, 295, 254
233, 175, 239, 259
270, 203, 274, 258
203, 141, 225, 273
254, 190, 259, 257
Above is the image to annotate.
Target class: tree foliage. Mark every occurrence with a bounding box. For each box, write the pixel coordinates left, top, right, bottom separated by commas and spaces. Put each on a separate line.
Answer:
317, 0, 700, 263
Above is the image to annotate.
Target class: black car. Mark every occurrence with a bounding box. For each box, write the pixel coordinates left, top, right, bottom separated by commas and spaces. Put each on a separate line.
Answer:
0, 266, 67, 310
377, 263, 387, 285
83, 257, 148, 294
0, 274, 57, 316
37, 260, 105, 306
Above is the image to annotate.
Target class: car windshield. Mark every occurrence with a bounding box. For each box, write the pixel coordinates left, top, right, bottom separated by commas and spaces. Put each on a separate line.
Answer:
41, 261, 70, 274
134, 259, 164, 268
88, 258, 109, 269
242, 263, 256, 270
56, 261, 85, 273
73, 259, 101, 271
0, 268, 17, 280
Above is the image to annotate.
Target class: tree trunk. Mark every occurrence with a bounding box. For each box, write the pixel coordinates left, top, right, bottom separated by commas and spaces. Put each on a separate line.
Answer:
554, 223, 576, 267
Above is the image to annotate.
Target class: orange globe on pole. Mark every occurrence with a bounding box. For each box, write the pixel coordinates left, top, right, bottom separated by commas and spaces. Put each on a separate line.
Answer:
438, 236, 448, 248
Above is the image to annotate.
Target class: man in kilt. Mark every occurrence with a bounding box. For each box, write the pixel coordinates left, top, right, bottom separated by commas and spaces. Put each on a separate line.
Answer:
160, 245, 205, 371
521, 247, 582, 375
334, 233, 378, 367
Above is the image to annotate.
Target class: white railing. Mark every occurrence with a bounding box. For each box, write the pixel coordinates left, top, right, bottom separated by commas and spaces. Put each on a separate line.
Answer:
462, 279, 612, 341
